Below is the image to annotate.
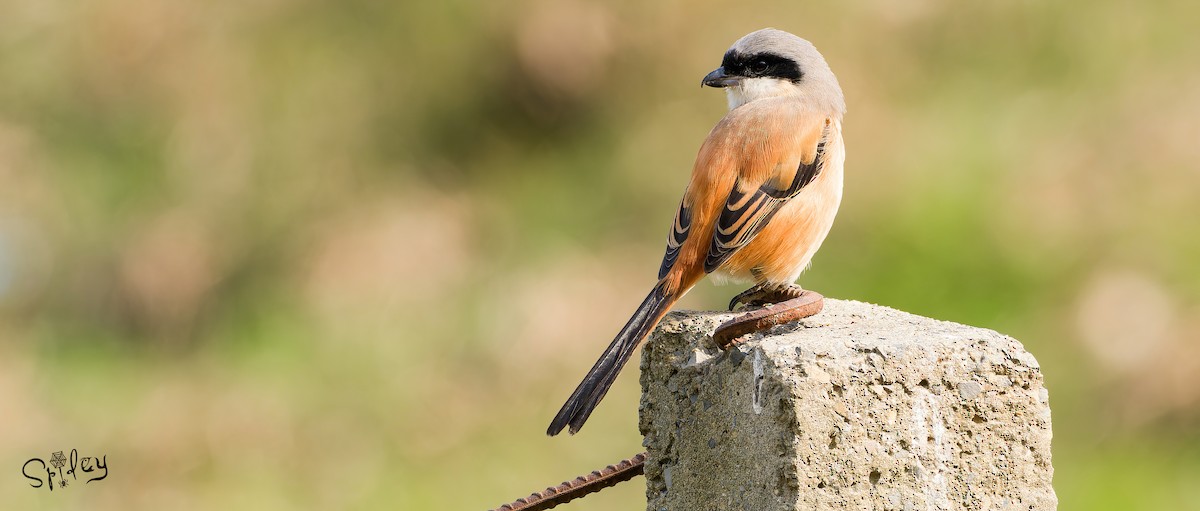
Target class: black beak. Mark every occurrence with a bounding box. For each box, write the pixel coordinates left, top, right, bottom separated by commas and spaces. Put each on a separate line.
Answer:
702, 67, 740, 88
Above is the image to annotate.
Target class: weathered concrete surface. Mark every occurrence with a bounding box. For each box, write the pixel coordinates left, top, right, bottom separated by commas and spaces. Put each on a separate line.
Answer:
639, 299, 1055, 511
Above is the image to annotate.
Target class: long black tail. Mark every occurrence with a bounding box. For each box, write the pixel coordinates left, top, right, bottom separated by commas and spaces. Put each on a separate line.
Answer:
547, 281, 676, 436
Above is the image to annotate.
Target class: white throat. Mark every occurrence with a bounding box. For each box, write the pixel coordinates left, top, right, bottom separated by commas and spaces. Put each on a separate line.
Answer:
724, 77, 797, 110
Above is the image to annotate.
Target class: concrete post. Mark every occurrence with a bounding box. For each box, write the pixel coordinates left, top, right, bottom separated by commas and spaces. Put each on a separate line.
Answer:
638, 299, 1055, 511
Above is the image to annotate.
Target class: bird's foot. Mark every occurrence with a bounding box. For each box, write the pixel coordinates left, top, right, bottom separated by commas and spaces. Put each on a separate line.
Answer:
728, 283, 805, 311
714, 289, 823, 350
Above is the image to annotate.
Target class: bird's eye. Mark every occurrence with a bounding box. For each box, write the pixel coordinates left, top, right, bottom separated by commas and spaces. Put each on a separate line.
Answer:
750, 60, 770, 74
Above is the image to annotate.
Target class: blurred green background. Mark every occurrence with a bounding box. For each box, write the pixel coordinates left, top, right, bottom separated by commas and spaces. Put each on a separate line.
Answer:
1, 0, 1198, 509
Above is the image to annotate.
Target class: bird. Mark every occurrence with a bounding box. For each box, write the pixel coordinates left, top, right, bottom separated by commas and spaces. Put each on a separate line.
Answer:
547, 28, 846, 436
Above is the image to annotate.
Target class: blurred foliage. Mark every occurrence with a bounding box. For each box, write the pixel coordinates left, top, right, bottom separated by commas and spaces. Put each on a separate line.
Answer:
1, 0, 1199, 509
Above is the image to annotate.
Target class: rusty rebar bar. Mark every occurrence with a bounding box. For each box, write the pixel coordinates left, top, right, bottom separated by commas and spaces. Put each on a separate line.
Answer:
489, 452, 646, 511
713, 291, 824, 349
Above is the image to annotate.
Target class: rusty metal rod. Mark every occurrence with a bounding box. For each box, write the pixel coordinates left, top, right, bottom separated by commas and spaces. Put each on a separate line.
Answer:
489, 452, 647, 511
713, 290, 824, 349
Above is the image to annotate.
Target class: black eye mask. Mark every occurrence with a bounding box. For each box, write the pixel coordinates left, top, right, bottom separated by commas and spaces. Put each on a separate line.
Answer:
721, 50, 803, 82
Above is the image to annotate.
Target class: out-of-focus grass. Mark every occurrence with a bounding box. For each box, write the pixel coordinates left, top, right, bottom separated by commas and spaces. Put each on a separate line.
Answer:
1, 1, 1199, 509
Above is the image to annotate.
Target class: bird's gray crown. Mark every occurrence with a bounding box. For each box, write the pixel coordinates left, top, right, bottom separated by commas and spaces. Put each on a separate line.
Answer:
723, 28, 845, 114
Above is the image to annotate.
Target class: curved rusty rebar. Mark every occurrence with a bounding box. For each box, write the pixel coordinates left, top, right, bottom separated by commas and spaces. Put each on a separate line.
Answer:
713, 291, 824, 349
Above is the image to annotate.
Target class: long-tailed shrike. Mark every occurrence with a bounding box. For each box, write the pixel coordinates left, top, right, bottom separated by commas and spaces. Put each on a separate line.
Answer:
548, 28, 846, 435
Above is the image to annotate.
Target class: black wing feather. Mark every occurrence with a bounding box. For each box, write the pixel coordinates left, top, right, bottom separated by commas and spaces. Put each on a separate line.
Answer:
658, 197, 692, 279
